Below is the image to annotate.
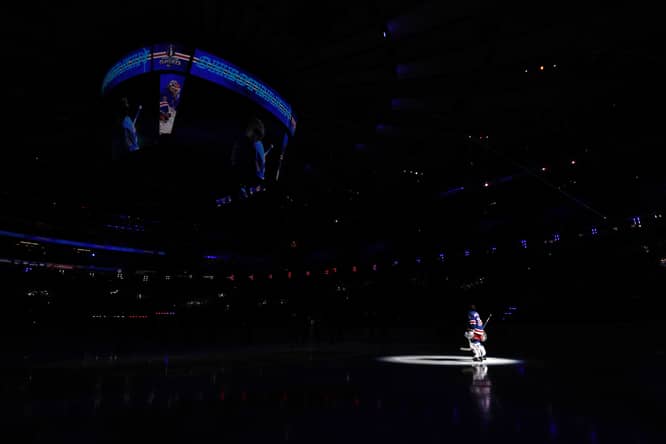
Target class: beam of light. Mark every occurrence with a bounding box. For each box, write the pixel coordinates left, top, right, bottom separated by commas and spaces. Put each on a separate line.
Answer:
439, 186, 465, 198
378, 355, 524, 366
0, 230, 166, 256
0, 257, 118, 272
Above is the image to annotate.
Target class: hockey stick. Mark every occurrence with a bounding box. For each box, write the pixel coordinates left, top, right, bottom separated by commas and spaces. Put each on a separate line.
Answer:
133, 105, 143, 125
460, 333, 473, 351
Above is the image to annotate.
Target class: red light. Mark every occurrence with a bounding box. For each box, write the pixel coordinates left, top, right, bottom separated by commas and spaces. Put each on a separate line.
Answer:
372, 264, 377, 271
332, 267, 337, 273
305, 271, 311, 277
267, 273, 273, 280
248, 274, 254, 281
287, 271, 292, 279
352, 266, 357, 273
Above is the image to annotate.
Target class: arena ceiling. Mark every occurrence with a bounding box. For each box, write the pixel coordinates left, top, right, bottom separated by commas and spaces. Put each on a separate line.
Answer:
3, 1, 665, 257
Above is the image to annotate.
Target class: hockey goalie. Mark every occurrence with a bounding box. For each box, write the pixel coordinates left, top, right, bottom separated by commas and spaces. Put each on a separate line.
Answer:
465, 304, 488, 361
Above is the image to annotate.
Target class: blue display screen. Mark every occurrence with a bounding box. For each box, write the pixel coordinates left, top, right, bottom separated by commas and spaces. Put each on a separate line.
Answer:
101, 47, 152, 94
102, 45, 296, 135
190, 49, 296, 134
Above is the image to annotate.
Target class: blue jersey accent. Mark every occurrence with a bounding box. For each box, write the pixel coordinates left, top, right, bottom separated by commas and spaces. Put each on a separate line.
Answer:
467, 309, 484, 330
255, 140, 265, 180
122, 116, 139, 152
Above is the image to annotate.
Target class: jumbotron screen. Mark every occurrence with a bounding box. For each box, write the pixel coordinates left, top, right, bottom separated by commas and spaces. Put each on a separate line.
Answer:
101, 47, 152, 94
103, 43, 296, 200
102, 43, 296, 136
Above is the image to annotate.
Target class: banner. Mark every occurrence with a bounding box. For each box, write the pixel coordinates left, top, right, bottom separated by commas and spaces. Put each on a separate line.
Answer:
158, 74, 185, 135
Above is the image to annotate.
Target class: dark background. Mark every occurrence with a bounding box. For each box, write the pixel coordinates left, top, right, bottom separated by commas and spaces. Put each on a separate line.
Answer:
1, 1, 665, 354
